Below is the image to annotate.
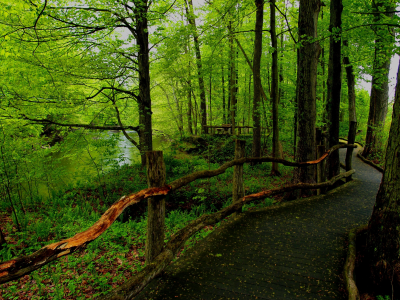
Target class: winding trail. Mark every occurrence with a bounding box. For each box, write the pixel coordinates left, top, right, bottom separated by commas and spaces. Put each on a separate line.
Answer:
135, 145, 382, 299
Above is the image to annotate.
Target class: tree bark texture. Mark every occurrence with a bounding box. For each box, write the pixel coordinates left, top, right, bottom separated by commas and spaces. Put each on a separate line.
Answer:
229, 22, 237, 135
346, 121, 357, 182
363, 0, 395, 158
252, 0, 264, 160
367, 58, 400, 293
222, 64, 226, 124
343, 40, 357, 125
325, 0, 342, 180
232, 140, 246, 210
293, 0, 321, 186
136, 0, 153, 166
270, 0, 281, 176
145, 151, 167, 264
0, 227, 5, 250
185, 0, 207, 134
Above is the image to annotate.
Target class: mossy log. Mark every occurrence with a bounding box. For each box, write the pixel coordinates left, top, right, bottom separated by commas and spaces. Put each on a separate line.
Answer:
356, 150, 384, 173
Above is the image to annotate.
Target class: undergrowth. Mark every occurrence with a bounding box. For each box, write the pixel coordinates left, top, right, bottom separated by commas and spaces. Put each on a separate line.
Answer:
0, 138, 292, 299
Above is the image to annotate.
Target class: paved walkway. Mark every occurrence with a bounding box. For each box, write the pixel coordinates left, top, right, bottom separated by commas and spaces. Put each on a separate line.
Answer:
136, 146, 382, 299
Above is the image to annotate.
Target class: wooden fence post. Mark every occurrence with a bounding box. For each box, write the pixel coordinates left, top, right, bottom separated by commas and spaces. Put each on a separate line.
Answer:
232, 140, 246, 215
346, 121, 357, 182
317, 144, 326, 195
145, 151, 166, 264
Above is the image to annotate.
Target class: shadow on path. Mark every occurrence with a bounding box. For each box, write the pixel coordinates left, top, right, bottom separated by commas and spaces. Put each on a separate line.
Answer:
135, 145, 382, 299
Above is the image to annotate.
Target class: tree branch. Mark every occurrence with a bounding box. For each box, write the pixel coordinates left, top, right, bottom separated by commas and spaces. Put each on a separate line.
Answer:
22, 116, 139, 132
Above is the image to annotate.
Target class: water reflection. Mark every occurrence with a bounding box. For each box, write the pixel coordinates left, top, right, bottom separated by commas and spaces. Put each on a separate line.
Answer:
29, 130, 170, 198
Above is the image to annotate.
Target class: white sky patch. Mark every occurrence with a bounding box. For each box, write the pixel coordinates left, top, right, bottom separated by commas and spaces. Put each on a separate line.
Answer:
358, 54, 400, 102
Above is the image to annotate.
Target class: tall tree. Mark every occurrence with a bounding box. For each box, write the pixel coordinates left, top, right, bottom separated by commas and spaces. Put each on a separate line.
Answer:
229, 21, 237, 135
270, 0, 281, 176
293, 0, 321, 187
184, 0, 207, 134
325, 0, 343, 179
252, 0, 264, 159
11, 0, 160, 166
137, 0, 153, 165
367, 58, 400, 294
362, 0, 395, 158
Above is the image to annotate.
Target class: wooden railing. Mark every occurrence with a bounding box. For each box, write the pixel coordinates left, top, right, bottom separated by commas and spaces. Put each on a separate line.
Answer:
0, 141, 357, 300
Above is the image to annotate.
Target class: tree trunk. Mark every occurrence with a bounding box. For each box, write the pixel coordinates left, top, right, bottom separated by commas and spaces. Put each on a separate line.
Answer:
270, 0, 281, 176
209, 66, 213, 128
367, 58, 400, 294
145, 151, 166, 264
185, 0, 207, 134
222, 64, 226, 124
0, 227, 5, 250
252, 0, 264, 160
325, 0, 342, 180
343, 40, 357, 125
292, 0, 321, 190
172, 83, 184, 134
136, 0, 152, 167
186, 43, 193, 135
229, 21, 237, 135
232, 140, 245, 215
363, 1, 395, 158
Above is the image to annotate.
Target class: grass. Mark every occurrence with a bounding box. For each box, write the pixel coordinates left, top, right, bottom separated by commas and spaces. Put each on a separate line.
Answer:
0, 136, 294, 299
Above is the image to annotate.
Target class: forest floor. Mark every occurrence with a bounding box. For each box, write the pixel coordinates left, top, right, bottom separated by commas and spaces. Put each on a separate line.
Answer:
0, 134, 296, 300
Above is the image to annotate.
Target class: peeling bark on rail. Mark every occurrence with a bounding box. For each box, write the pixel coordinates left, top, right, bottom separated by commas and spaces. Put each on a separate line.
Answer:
170, 144, 356, 191
0, 186, 171, 284
104, 169, 355, 300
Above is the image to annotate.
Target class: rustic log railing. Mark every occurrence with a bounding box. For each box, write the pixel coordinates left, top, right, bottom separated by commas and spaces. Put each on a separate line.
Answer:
0, 142, 357, 300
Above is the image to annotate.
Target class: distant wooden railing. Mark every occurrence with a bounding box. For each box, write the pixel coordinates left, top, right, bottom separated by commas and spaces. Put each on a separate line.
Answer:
0, 141, 357, 300
204, 124, 268, 135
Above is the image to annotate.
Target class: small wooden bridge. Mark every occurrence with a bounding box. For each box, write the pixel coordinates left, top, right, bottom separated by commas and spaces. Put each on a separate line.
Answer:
135, 145, 381, 299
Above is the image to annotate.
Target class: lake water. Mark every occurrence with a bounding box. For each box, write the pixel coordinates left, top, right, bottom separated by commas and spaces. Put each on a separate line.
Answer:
32, 130, 170, 198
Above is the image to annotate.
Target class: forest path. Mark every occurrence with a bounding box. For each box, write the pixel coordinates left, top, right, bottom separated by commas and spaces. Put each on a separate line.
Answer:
135, 144, 382, 300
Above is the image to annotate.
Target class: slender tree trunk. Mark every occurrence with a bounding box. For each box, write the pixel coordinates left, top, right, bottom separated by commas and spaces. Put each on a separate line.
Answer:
0, 227, 5, 250
161, 85, 181, 134
292, 0, 321, 191
186, 43, 193, 135
248, 73, 252, 130
192, 90, 199, 135
185, 0, 207, 134
229, 21, 237, 135
270, 0, 281, 176
279, 20, 284, 104
367, 58, 400, 294
209, 66, 212, 128
222, 64, 226, 124
343, 40, 357, 125
325, 0, 342, 180
252, 0, 264, 160
136, 0, 152, 166
363, 0, 394, 158
172, 83, 184, 134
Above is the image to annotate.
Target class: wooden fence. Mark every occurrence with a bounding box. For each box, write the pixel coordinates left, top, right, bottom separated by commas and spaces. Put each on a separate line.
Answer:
0, 141, 357, 300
